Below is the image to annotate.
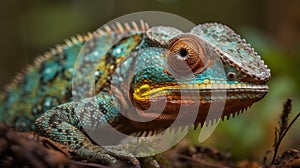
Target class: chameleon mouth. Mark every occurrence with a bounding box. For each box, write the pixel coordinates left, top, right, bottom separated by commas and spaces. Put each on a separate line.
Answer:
116, 84, 268, 135
131, 84, 268, 127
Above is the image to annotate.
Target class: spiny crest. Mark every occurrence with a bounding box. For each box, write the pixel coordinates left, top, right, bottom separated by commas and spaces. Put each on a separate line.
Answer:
96, 20, 149, 35
131, 106, 248, 137
133, 125, 189, 137
0, 20, 149, 102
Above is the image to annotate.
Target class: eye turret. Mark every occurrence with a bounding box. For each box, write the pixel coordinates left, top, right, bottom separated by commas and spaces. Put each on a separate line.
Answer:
166, 34, 208, 75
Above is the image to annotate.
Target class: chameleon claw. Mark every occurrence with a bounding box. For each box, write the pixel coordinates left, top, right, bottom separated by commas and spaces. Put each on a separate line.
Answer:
77, 144, 140, 167
105, 147, 141, 167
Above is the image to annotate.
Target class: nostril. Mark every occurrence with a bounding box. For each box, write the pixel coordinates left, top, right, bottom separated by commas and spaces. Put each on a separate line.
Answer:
227, 72, 236, 81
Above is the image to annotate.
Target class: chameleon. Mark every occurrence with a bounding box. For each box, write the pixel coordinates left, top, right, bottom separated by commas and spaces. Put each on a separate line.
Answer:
0, 20, 270, 167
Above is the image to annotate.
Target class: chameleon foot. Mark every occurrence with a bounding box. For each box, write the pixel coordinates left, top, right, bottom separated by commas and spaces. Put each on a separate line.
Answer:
77, 144, 140, 167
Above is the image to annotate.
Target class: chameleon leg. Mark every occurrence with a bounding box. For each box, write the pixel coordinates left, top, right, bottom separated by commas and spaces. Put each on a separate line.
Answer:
35, 98, 140, 167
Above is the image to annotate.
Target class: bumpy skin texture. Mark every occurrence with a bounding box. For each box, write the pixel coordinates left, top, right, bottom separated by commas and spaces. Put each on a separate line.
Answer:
0, 21, 270, 166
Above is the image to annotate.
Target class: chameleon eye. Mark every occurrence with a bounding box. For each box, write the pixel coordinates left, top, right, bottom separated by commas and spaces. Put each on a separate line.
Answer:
166, 34, 208, 75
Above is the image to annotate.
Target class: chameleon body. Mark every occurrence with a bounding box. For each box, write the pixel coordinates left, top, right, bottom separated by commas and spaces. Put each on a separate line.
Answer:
0, 21, 270, 166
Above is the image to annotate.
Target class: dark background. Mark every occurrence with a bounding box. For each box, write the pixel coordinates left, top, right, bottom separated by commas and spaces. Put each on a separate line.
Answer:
0, 0, 299, 161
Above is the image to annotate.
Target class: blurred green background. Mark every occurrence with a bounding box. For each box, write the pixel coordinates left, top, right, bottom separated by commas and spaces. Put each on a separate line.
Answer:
0, 0, 299, 163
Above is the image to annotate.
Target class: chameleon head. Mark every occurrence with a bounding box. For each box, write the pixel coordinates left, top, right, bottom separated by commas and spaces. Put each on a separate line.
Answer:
127, 23, 271, 128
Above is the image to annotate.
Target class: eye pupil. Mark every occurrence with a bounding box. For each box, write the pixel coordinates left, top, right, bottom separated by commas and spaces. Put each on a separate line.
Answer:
179, 48, 188, 57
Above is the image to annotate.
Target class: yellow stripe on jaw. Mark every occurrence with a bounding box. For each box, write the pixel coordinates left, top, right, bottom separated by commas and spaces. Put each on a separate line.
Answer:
133, 83, 180, 101
133, 80, 212, 101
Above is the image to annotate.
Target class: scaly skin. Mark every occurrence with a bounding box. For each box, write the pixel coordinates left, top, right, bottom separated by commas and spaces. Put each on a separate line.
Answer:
0, 21, 270, 166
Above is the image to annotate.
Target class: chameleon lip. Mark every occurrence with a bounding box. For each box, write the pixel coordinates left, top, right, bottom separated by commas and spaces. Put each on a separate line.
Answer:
133, 84, 269, 101
161, 85, 269, 93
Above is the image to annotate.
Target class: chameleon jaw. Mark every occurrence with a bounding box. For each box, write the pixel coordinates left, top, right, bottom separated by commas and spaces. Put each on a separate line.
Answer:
131, 83, 268, 128
114, 84, 268, 135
